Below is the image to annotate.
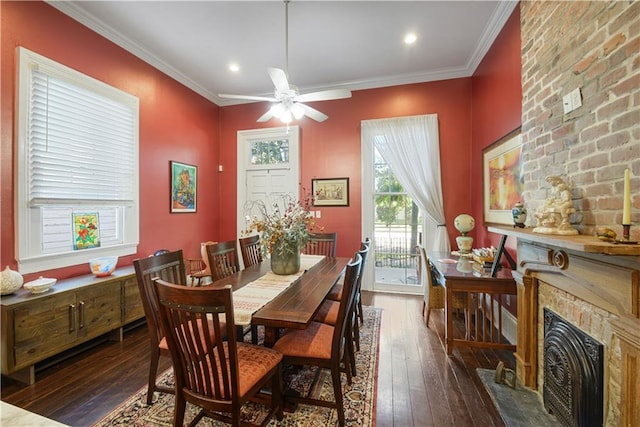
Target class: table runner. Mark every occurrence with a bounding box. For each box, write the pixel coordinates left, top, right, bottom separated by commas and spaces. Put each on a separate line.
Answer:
232, 254, 325, 325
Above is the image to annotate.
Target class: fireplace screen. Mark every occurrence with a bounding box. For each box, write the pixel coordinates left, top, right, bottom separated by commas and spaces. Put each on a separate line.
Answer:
543, 308, 603, 427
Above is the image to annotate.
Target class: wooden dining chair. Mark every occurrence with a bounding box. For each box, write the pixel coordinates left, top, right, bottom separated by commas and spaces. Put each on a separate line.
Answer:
316, 239, 370, 365
206, 239, 257, 344
206, 240, 240, 282
133, 250, 187, 404
154, 279, 283, 427
189, 240, 217, 286
303, 231, 337, 257
239, 234, 263, 268
272, 254, 362, 427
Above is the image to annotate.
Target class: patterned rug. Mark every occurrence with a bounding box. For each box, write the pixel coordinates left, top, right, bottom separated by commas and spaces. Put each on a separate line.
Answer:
93, 306, 382, 427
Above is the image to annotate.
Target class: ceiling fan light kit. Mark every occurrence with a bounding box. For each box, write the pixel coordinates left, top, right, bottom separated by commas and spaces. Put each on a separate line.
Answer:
218, 0, 351, 124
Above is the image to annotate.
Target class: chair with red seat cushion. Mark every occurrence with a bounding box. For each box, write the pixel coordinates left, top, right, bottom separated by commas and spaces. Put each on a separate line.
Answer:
154, 279, 283, 427
133, 250, 191, 404
207, 239, 258, 344
272, 254, 362, 427
323, 239, 370, 352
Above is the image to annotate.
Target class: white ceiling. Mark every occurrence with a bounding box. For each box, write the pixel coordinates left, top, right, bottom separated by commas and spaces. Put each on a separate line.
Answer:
49, 1, 518, 107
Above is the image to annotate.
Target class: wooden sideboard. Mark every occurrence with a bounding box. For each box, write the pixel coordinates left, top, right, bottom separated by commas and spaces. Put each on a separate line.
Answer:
1, 267, 143, 384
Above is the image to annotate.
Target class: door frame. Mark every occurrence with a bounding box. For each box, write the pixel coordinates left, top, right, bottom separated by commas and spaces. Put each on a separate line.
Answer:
236, 126, 300, 239
361, 133, 425, 295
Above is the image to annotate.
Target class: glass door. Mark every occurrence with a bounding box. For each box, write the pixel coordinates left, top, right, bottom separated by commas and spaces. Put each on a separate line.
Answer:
372, 147, 422, 293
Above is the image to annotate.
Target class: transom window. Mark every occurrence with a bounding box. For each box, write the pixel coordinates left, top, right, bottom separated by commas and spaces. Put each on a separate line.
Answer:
248, 138, 290, 167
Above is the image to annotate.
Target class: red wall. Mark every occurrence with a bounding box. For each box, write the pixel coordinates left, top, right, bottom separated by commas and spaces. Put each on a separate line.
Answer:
1, 1, 220, 280
220, 79, 473, 257
1, 1, 521, 281
471, 6, 522, 250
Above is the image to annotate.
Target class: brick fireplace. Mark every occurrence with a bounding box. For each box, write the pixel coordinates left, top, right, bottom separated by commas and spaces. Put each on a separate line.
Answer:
510, 2, 639, 423
490, 226, 640, 426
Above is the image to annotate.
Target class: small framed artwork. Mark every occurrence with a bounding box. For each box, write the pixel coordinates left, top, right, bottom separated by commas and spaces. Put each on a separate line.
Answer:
171, 161, 197, 213
312, 177, 349, 207
73, 212, 100, 250
482, 127, 523, 225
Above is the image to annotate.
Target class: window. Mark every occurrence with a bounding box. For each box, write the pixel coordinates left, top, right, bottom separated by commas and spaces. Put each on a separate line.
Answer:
16, 47, 139, 274
249, 139, 290, 166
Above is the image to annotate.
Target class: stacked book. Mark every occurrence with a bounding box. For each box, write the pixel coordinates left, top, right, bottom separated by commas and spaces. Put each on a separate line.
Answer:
472, 247, 496, 269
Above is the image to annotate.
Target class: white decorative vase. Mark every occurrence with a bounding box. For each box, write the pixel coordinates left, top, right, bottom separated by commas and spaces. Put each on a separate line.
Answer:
454, 214, 475, 254
456, 235, 474, 254
1, 266, 24, 295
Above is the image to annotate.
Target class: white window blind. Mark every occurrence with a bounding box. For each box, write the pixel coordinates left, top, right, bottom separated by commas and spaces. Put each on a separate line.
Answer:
29, 68, 136, 204
17, 47, 139, 273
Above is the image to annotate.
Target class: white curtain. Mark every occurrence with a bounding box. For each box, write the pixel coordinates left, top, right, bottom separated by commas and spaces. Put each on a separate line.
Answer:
362, 114, 450, 253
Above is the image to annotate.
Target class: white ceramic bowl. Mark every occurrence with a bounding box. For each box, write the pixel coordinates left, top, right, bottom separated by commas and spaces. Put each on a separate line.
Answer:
89, 256, 118, 277
23, 276, 57, 294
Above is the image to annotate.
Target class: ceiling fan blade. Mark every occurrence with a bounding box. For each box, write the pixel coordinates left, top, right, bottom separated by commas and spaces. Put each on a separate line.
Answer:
267, 67, 290, 93
218, 94, 276, 102
257, 110, 274, 122
296, 89, 352, 103
300, 104, 328, 122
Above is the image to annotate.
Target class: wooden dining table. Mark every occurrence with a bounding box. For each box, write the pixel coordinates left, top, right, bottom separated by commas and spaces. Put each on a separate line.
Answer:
209, 256, 350, 346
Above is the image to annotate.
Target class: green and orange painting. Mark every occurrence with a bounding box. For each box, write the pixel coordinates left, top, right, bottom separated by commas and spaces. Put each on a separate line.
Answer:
73, 212, 100, 250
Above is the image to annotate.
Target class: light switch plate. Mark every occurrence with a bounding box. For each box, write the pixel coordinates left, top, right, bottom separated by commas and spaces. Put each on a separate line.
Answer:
563, 93, 572, 114
571, 87, 582, 109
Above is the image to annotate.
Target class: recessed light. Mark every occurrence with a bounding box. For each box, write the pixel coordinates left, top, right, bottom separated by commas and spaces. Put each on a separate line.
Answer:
229, 63, 240, 72
404, 32, 417, 45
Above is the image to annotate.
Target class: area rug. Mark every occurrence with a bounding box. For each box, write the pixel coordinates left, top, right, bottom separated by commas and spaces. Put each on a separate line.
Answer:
477, 368, 561, 427
94, 306, 382, 427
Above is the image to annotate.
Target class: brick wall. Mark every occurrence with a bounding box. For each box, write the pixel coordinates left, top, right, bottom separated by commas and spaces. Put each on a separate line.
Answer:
521, 1, 639, 240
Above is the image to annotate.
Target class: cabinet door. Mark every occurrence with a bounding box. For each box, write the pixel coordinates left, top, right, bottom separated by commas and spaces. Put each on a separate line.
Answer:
123, 277, 144, 324
13, 292, 77, 369
76, 281, 122, 339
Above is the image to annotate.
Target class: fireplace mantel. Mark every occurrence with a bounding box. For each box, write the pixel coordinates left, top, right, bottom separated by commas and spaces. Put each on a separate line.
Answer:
488, 225, 640, 426
487, 225, 640, 257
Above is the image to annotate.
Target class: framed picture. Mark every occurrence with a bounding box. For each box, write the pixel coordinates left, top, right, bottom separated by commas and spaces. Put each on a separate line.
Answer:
171, 161, 197, 213
482, 128, 523, 225
73, 212, 100, 250
312, 178, 349, 207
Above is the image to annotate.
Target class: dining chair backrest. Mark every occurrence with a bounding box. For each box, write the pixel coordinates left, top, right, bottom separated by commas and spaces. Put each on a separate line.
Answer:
332, 254, 362, 361
153, 278, 283, 425
133, 250, 187, 354
304, 232, 337, 257
239, 234, 263, 268
155, 279, 237, 395
206, 240, 240, 282
198, 240, 217, 275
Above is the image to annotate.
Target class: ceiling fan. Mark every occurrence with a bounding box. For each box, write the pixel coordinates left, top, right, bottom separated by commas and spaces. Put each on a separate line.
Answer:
218, 0, 352, 123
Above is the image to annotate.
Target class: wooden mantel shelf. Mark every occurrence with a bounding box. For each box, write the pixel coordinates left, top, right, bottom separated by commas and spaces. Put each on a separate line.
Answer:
487, 225, 640, 256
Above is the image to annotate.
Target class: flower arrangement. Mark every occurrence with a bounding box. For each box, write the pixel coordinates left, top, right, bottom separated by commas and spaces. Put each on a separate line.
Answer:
243, 193, 317, 256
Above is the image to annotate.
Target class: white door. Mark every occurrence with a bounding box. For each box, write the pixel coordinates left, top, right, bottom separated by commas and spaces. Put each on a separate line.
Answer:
237, 126, 300, 237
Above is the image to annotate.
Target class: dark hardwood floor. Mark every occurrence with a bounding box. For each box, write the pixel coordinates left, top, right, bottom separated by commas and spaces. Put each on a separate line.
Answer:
1, 292, 514, 426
